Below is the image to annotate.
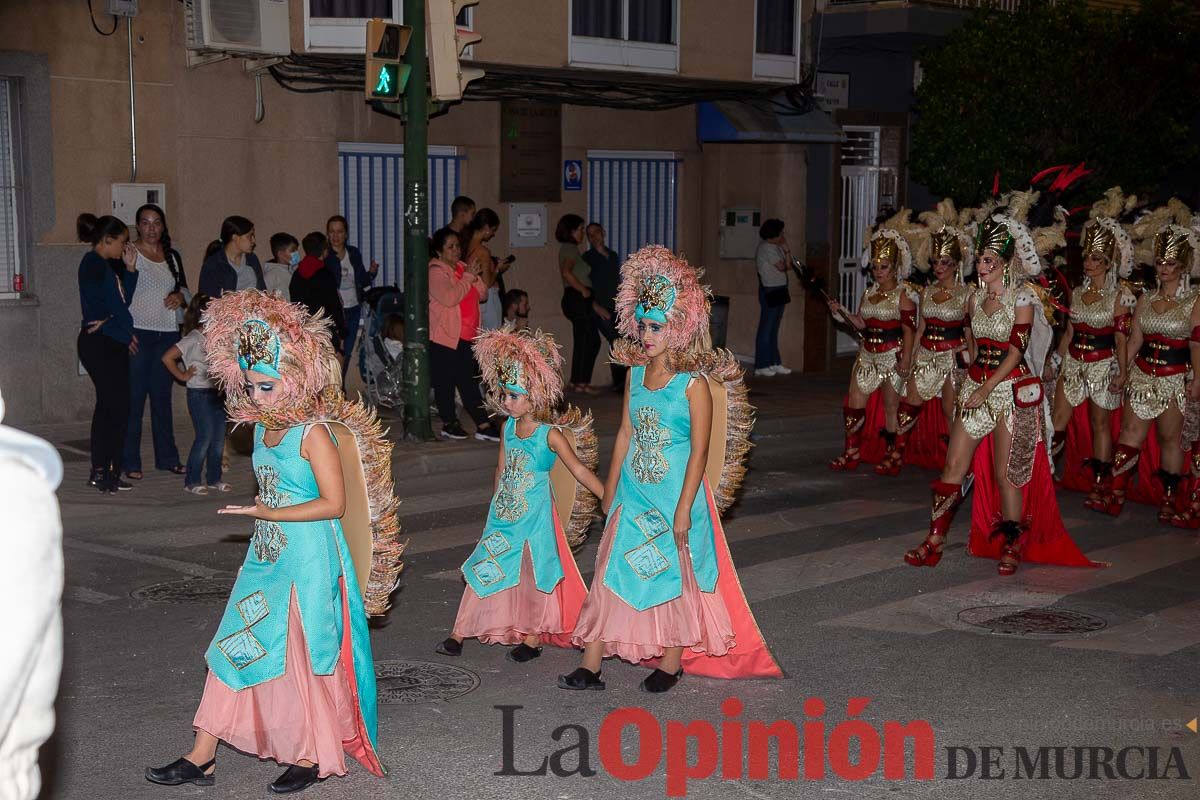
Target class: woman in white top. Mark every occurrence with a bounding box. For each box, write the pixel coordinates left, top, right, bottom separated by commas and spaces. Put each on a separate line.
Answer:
754, 219, 794, 377
122, 204, 186, 480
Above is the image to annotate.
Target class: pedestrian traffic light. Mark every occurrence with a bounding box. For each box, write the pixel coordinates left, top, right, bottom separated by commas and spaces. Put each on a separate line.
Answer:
427, 0, 485, 103
365, 19, 412, 102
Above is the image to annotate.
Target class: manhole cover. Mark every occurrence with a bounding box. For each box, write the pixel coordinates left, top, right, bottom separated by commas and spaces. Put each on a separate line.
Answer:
957, 605, 1107, 637
374, 660, 479, 705
132, 577, 236, 604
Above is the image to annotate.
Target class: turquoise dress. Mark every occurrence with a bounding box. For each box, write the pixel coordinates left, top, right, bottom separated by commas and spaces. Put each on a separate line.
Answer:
204, 424, 380, 755
462, 419, 565, 598
602, 366, 719, 611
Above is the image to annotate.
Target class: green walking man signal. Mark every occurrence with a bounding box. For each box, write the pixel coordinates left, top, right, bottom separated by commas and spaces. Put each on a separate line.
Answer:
365, 19, 412, 102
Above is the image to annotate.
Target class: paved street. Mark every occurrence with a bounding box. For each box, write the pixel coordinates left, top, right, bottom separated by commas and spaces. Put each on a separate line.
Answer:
32, 371, 1200, 799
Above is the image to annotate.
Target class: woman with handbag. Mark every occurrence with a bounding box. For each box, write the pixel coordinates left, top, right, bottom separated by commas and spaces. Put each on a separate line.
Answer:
825, 211, 920, 473
901, 192, 1100, 576
892, 200, 977, 476
754, 219, 794, 377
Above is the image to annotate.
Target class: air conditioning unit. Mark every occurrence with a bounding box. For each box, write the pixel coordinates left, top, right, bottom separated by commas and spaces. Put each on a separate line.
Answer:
185, 0, 290, 56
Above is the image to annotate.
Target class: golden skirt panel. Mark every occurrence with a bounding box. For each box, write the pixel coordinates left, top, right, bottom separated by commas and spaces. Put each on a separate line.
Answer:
1126, 364, 1187, 421
1060, 354, 1122, 411
853, 348, 904, 396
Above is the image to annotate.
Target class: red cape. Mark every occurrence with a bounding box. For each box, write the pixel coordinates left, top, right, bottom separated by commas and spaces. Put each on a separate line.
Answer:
968, 437, 1105, 568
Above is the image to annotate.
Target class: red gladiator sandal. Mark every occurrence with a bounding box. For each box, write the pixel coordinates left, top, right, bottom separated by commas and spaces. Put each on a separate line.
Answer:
830, 406, 866, 471
904, 481, 962, 567
1093, 444, 1139, 517
1157, 471, 1184, 525
991, 519, 1025, 576
875, 431, 902, 476
1170, 474, 1200, 529
1082, 459, 1112, 512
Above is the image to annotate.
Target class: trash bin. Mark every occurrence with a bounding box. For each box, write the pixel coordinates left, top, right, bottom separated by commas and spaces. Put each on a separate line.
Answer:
710, 295, 730, 350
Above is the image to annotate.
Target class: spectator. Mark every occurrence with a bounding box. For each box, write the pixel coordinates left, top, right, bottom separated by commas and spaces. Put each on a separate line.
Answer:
463, 208, 511, 330
290, 232, 347, 354
324, 215, 378, 379
121, 203, 186, 481
161, 293, 228, 496
263, 232, 299, 300
447, 195, 476, 235
428, 227, 499, 442
503, 289, 530, 332
76, 213, 139, 494
582, 222, 627, 391
754, 218, 794, 377
556, 213, 600, 394
198, 216, 265, 298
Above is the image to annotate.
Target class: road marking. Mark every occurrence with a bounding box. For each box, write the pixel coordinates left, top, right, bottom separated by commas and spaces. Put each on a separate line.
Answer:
1052, 598, 1200, 656
63, 539, 220, 578
64, 586, 121, 604
821, 534, 1200, 636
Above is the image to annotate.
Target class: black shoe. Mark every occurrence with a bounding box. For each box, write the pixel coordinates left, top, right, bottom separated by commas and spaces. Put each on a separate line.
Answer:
435, 637, 463, 656
269, 764, 321, 794
474, 425, 501, 443
640, 668, 683, 694
439, 423, 468, 440
145, 757, 216, 786
557, 667, 605, 690
507, 643, 543, 663
87, 468, 104, 488
113, 476, 133, 491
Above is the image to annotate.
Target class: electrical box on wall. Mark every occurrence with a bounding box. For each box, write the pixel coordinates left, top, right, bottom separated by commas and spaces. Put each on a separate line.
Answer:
508, 203, 547, 249
106, 0, 139, 16
111, 183, 166, 226
718, 208, 762, 259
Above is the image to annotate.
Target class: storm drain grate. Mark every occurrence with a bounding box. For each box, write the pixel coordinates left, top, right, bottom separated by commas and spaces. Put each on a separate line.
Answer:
957, 605, 1107, 637
132, 577, 236, 605
374, 660, 480, 705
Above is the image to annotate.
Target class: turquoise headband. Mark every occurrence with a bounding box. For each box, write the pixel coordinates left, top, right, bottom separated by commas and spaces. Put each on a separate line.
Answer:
498, 358, 527, 395
634, 275, 676, 324
237, 319, 282, 379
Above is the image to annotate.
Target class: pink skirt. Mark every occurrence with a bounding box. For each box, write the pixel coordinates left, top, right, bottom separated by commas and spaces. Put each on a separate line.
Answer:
453, 545, 571, 645
571, 506, 736, 664
193, 590, 357, 779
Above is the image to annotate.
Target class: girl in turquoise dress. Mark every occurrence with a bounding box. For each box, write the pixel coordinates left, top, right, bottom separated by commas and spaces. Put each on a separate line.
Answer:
560, 246, 781, 694
146, 291, 402, 794
436, 326, 603, 662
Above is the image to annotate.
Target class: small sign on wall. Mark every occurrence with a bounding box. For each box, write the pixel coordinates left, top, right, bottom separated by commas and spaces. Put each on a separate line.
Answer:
563, 160, 582, 191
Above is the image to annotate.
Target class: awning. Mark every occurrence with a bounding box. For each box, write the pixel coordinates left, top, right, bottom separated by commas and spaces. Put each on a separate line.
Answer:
697, 100, 844, 144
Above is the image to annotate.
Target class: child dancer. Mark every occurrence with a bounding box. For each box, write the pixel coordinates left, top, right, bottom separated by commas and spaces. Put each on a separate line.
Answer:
560, 246, 781, 694
437, 325, 602, 662
162, 293, 229, 495
146, 291, 403, 794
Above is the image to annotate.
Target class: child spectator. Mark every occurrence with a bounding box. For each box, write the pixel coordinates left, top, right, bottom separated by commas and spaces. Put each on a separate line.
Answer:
502, 289, 530, 332
161, 294, 228, 495
382, 313, 405, 360
263, 232, 299, 300
289, 232, 347, 354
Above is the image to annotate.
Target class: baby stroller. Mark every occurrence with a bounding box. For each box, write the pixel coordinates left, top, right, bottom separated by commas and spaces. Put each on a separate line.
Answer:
361, 286, 405, 412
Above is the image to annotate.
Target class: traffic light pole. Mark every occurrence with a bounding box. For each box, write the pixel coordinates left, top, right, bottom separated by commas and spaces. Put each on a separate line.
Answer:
402, 0, 433, 441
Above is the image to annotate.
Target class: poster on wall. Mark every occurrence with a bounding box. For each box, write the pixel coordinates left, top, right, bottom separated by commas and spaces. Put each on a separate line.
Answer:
563, 160, 582, 191
500, 100, 562, 203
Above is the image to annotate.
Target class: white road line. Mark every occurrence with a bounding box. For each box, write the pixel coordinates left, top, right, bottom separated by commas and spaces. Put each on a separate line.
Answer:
63, 539, 221, 578
408, 498, 925, 558
64, 586, 121, 604
821, 533, 1200, 636
1052, 598, 1200, 656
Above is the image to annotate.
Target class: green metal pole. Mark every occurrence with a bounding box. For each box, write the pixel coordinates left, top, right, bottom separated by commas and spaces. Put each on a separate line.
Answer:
402, 0, 433, 441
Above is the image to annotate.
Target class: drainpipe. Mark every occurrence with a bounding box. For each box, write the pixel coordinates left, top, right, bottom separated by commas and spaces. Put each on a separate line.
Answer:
127, 15, 137, 181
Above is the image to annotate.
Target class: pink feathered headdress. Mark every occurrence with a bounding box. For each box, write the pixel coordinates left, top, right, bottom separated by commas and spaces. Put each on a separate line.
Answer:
615, 245, 712, 354
473, 324, 564, 419
203, 290, 338, 423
